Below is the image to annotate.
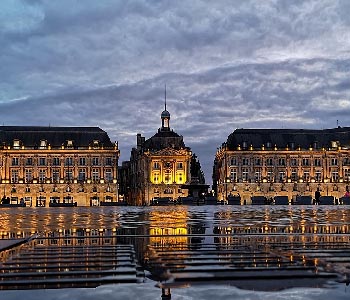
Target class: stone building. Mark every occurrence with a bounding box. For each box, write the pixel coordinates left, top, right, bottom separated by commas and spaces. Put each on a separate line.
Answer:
124, 106, 192, 205
213, 127, 350, 203
0, 126, 119, 207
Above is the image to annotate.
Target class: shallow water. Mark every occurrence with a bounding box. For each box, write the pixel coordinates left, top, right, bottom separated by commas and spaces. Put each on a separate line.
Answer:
0, 205, 350, 299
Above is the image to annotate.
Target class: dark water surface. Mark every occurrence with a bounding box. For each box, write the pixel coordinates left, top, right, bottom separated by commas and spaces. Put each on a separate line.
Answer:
1, 205, 350, 299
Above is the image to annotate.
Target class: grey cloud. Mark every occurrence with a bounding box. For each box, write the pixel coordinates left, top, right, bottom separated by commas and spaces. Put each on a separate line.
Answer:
1, 0, 350, 184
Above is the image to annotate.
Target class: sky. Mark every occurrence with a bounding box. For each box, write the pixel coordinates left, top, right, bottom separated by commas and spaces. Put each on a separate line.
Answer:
1, 0, 350, 185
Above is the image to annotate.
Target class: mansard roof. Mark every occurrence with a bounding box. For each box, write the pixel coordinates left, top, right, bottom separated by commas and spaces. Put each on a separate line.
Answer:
226, 127, 350, 150
143, 128, 186, 151
0, 126, 114, 148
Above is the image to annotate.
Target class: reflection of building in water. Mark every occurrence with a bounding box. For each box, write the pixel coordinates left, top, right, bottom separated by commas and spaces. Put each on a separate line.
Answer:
0, 126, 119, 206
214, 127, 350, 203
121, 96, 194, 205
149, 210, 189, 249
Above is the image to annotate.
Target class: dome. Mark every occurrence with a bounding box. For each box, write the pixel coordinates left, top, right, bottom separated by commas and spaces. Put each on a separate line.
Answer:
161, 110, 170, 118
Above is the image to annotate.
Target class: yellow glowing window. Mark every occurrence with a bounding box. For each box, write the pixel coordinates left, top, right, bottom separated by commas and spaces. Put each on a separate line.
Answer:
153, 174, 159, 183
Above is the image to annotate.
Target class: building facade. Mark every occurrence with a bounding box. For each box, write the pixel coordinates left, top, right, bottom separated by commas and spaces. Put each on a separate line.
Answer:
0, 126, 119, 207
213, 127, 350, 203
124, 107, 192, 205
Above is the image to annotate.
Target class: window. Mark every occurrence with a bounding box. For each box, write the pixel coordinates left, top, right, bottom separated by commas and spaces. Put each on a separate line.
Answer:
65, 157, 73, 166
25, 169, 32, 183
11, 170, 19, 183
302, 158, 310, 166
266, 158, 273, 166
177, 162, 183, 169
331, 158, 338, 166
230, 169, 237, 182
12, 157, 19, 166
66, 170, 73, 182
230, 157, 237, 166
13, 140, 20, 149
278, 158, 285, 166
242, 158, 249, 166
92, 168, 99, 182
39, 170, 46, 183
40, 140, 47, 149
67, 140, 73, 148
314, 158, 322, 166
290, 158, 298, 166
254, 158, 261, 166
177, 173, 183, 183
26, 158, 33, 166
105, 169, 113, 182
38, 157, 46, 166
153, 173, 160, 183
291, 169, 298, 182
53, 157, 60, 166
344, 169, 350, 181
153, 161, 160, 169
242, 168, 249, 182
78, 169, 86, 182
267, 170, 274, 182
332, 171, 339, 182
52, 169, 60, 183
254, 170, 261, 182
92, 157, 99, 166
164, 170, 171, 184
344, 158, 350, 166
279, 171, 286, 182
303, 171, 310, 182
79, 157, 86, 166
315, 170, 322, 182
105, 157, 113, 166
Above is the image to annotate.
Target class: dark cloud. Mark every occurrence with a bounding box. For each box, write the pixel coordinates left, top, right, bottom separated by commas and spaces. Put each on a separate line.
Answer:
1, 0, 350, 185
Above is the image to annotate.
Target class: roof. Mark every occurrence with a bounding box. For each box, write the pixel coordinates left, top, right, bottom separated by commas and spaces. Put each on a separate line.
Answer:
226, 127, 350, 150
0, 126, 114, 148
143, 129, 186, 151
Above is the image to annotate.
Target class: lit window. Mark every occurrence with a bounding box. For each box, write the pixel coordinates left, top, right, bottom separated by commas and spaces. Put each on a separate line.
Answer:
39, 170, 46, 183
242, 168, 249, 182
92, 168, 99, 182
40, 140, 47, 149
13, 140, 20, 149
332, 171, 339, 182
11, 170, 19, 183
52, 169, 60, 183
25, 169, 32, 183
67, 140, 73, 148
230, 168, 237, 182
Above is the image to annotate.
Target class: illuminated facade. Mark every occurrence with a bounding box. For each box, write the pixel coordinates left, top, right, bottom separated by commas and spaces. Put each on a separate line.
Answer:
0, 126, 119, 207
213, 127, 350, 203
125, 106, 192, 205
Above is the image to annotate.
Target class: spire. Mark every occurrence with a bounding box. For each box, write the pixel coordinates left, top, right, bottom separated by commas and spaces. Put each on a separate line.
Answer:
164, 84, 167, 111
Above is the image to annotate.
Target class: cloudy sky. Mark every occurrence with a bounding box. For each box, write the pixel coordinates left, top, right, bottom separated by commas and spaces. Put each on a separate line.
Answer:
1, 0, 350, 184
